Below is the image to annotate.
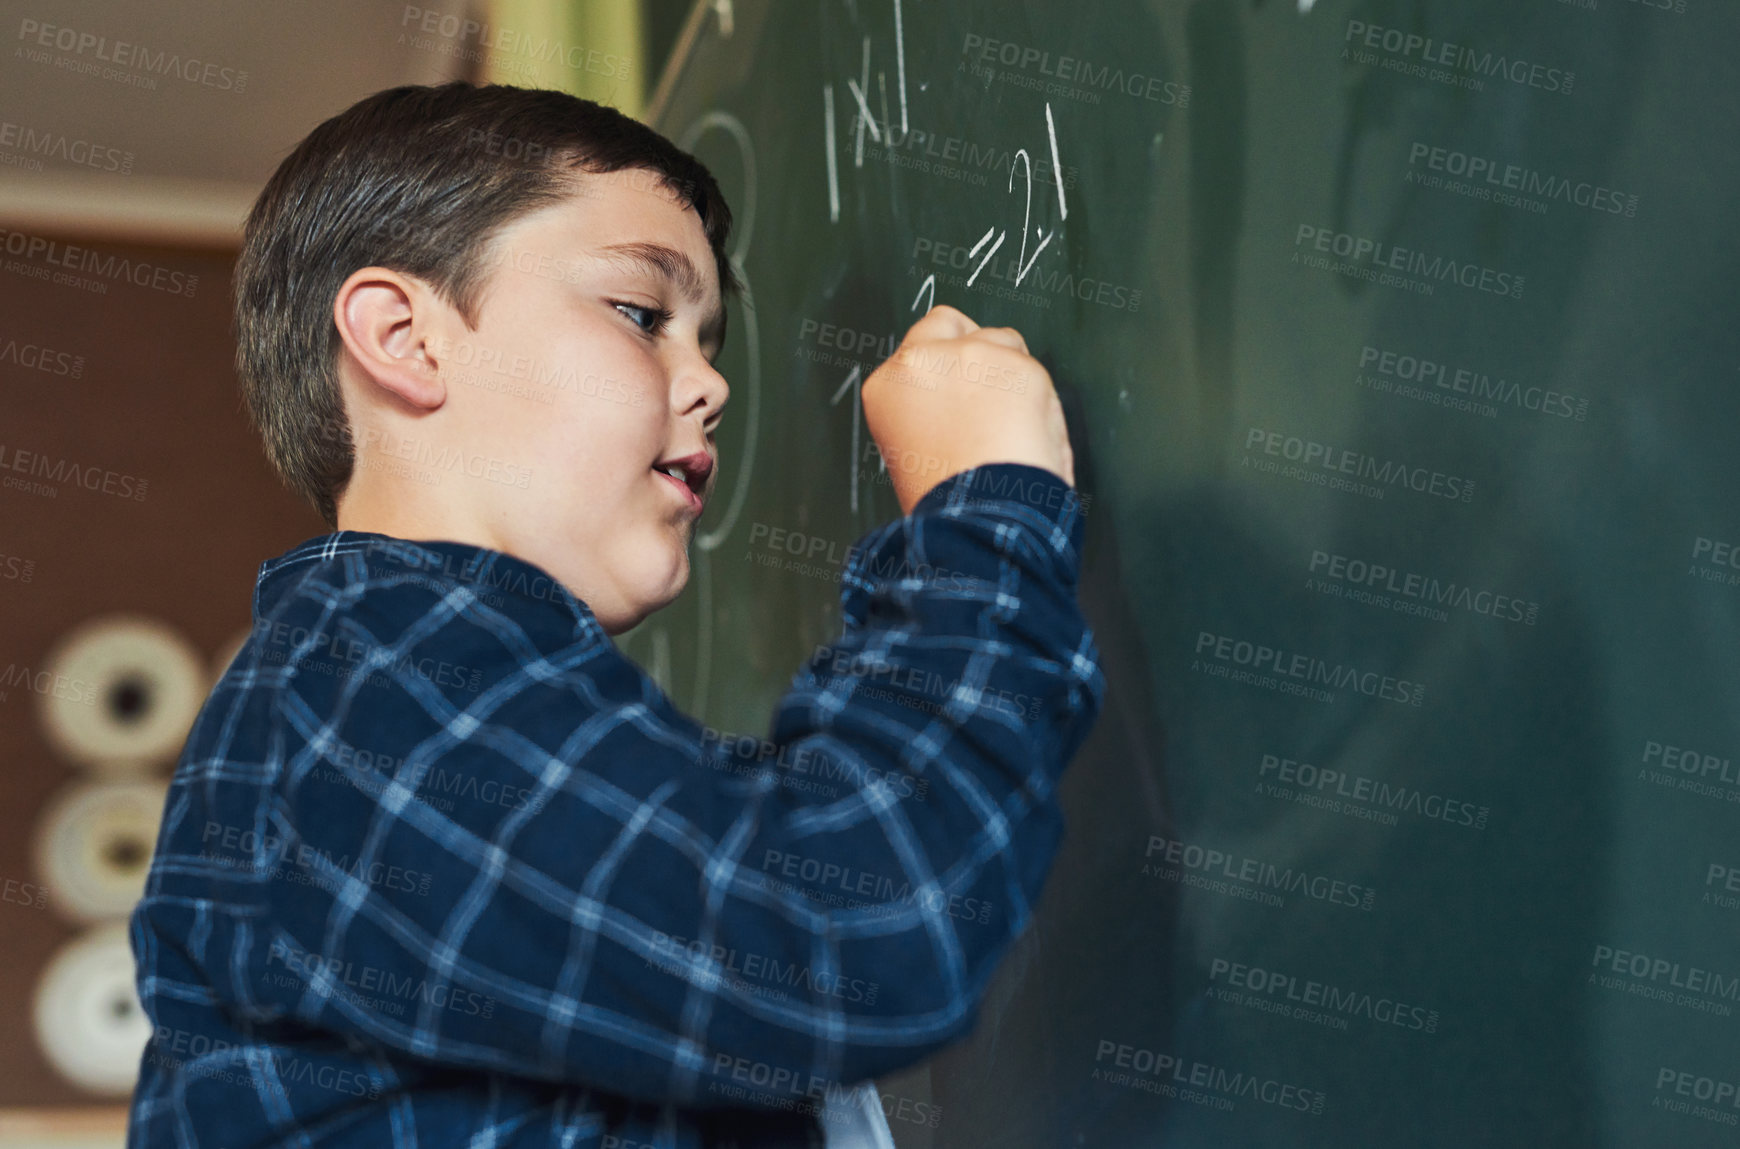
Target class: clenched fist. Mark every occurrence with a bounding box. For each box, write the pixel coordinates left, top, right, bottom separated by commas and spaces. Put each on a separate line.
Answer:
860, 304, 1076, 516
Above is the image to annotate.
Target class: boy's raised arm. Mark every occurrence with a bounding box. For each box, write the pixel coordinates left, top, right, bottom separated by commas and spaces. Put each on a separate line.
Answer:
224, 307, 1104, 1111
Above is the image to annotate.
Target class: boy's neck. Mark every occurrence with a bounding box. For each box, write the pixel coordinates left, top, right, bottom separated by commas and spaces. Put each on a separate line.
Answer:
335, 487, 496, 555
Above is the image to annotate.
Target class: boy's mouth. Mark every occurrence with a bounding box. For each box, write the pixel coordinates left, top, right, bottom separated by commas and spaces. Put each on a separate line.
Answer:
652, 450, 713, 516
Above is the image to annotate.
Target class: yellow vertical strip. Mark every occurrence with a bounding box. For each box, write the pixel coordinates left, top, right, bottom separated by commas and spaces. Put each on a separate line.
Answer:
574, 0, 645, 118
482, 0, 645, 118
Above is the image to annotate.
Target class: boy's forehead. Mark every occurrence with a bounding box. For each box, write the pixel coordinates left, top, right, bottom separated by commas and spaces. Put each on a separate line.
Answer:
566, 170, 705, 244
546, 171, 720, 294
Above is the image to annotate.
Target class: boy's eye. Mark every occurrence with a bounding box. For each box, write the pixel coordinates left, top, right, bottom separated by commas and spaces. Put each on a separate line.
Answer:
613, 301, 672, 336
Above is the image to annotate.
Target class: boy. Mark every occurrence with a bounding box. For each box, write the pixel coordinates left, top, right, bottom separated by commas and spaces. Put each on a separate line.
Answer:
129, 82, 1103, 1148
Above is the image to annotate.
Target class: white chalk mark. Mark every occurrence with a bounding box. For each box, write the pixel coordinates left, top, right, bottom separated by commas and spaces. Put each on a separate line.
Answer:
967, 225, 997, 259
1013, 229, 1053, 288
828, 365, 865, 513
823, 85, 839, 222
853, 36, 873, 167
1008, 148, 1039, 285
712, 0, 734, 37
829, 362, 863, 405
910, 274, 935, 313
1298, 0, 1316, 11
846, 78, 880, 143
680, 110, 757, 252
893, 0, 909, 133
850, 385, 862, 512
699, 268, 756, 551
693, 549, 711, 712
1045, 102, 1067, 221
966, 230, 1005, 285
877, 71, 890, 149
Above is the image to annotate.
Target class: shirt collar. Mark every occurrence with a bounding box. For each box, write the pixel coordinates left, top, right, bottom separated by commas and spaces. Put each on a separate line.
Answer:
253, 530, 608, 646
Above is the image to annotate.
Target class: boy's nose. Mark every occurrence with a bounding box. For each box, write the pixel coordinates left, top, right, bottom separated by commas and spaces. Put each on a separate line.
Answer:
672, 364, 729, 439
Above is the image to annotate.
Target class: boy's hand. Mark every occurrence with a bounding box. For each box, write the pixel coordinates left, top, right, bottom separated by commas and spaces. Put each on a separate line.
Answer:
861, 304, 1076, 516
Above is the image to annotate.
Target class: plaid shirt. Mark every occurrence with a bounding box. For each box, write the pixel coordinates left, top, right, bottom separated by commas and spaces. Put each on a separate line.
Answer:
128, 462, 1104, 1148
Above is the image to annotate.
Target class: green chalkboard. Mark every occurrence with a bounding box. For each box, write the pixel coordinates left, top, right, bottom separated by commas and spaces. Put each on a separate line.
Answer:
624, 1, 1740, 1144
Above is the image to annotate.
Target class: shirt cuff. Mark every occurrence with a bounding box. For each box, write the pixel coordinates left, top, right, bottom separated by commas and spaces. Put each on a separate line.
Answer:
911, 463, 1090, 580
833, 463, 1090, 634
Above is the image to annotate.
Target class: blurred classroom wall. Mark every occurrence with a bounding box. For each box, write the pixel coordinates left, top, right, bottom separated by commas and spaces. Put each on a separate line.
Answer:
0, 1, 674, 1140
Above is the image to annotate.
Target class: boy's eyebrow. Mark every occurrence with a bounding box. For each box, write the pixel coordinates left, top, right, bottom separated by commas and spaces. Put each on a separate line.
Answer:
592, 240, 726, 359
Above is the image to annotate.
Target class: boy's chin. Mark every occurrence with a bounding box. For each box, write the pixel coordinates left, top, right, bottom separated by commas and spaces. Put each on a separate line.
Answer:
660, 556, 691, 604
632, 548, 691, 614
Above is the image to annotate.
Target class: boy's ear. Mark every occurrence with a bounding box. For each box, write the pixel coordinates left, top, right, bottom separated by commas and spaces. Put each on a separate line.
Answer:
331, 267, 448, 412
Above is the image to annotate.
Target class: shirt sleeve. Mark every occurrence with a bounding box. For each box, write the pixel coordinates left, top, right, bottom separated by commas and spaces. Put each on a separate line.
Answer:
247, 463, 1106, 1111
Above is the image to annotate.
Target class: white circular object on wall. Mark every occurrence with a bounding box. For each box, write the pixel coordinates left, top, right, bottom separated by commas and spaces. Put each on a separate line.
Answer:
34, 924, 153, 1096
37, 615, 206, 774
35, 780, 168, 923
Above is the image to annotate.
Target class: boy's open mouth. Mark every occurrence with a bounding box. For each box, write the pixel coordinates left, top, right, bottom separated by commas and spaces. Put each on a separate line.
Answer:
653, 450, 712, 515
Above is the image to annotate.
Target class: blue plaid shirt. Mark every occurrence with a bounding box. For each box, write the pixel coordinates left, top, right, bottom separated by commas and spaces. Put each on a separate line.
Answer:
128, 462, 1104, 1148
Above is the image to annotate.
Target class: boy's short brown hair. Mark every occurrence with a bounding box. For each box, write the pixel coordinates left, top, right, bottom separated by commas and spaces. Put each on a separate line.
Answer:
234, 81, 739, 527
